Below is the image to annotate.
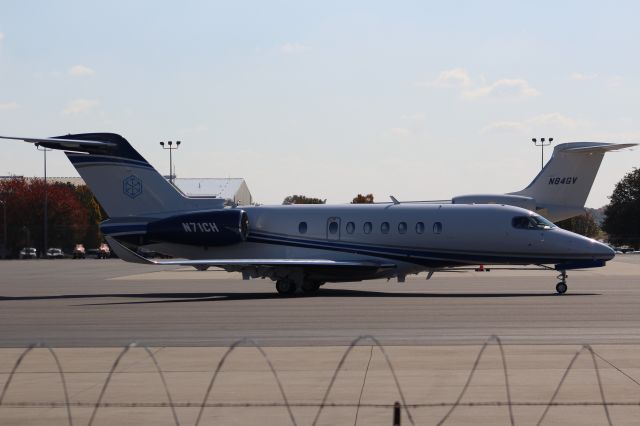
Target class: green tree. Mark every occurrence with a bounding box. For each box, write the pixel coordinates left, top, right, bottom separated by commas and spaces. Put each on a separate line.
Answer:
556, 213, 601, 238
603, 168, 640, 248
352, 193, 374, 204
282, 195, 326, 204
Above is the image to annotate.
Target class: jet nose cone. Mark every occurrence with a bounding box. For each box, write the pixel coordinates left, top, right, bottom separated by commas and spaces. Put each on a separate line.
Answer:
593, 241, 615, 261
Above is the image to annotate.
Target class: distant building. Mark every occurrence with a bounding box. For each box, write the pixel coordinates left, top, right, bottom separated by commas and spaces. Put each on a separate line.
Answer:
172, 178, 253, 206
47, 177, 85, 186
11, 176, 254, 206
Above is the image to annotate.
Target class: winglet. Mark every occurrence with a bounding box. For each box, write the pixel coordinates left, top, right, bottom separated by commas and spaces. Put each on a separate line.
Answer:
390, 195, 400, 205
105, 236, 155, 265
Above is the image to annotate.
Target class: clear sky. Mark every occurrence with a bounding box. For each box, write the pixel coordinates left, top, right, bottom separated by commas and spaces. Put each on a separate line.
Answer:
1, 1, 638, 207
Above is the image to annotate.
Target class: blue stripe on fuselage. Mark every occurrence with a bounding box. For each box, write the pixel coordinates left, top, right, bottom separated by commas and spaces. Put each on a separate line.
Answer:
247, 231, 586, 267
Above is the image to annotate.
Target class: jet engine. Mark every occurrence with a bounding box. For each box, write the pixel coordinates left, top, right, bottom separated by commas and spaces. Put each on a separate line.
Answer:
146, 209, 249, 246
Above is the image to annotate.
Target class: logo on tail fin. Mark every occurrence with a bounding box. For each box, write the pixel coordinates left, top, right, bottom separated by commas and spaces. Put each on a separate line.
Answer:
123, 175, 143, 198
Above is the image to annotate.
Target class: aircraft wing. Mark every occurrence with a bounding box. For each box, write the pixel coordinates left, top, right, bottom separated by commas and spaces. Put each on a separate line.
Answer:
105, 236, 395, 271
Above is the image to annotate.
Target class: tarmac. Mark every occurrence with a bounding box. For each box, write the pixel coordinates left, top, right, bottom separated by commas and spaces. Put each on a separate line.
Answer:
1, 256, 640, 425
1, 257, 640, 347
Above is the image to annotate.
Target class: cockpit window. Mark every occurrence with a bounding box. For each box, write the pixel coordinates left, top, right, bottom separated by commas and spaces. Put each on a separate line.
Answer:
512, 215, 556, 230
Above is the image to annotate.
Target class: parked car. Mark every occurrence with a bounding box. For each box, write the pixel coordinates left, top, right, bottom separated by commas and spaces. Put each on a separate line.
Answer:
19, 247, 37, 259
46, 248, 65, 259
72, 244, 86, 259
97, 243, 111, 259
86, 248, 100, 258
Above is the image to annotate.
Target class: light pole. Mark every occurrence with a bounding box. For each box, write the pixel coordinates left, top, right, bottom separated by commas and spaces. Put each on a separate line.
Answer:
0, 199, 6, 259
36, 144, 52, 256
159, 140, 181, 184
532, 137, 553, 170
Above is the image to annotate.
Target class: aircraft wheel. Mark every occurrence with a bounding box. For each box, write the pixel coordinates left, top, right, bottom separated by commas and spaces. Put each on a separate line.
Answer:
276, 279, 295, 296
556, 282, 568, 295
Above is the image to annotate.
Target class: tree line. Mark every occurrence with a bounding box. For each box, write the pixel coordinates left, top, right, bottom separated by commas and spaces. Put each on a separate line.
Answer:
283, 193, 374, 205
0, 177, 105, 257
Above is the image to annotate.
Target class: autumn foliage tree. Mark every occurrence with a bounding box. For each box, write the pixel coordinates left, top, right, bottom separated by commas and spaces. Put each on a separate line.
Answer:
352, 193, 374, 204
282, 195, 326, 204
74, 184, 106, 248
0, 177, 101, 256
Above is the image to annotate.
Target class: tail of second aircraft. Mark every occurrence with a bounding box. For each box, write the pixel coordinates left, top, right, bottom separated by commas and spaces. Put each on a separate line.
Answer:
510, 142, 635, 219
453, 142, 636, 221
0, 133, 224, 218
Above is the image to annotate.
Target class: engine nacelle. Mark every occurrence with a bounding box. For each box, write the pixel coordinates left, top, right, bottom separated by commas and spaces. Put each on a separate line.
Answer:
452, 194, 537, 211
146, 209, 249, 246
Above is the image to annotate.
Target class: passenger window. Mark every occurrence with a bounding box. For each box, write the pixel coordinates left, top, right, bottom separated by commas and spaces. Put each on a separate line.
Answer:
415, 222, 425, 234
381, 222, 390, 234
398, 222, 407, 234
299, 222, 307, 234
346, 222, 355, 234
433, 222, 442, 234
363, 222, 372, 234
328, 221, 339, 234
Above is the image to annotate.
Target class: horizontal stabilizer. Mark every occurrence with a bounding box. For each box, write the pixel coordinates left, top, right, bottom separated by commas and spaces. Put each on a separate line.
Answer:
561, 143, 636, 152
0, 135, 116, 150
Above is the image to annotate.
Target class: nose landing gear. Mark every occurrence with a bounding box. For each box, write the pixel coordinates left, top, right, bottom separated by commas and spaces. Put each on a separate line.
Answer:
556, 271, 568, 294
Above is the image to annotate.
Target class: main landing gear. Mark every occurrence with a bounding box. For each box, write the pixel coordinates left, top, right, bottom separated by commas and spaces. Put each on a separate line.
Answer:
275, 279, 322, 296
275, 279, 296, 296
555, 271, 568, 295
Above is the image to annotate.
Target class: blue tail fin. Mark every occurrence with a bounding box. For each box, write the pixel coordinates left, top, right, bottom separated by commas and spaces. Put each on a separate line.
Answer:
2, 133, 224, 218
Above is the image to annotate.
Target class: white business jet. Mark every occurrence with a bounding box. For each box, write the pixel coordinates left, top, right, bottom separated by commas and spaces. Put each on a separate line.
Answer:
0, 134, 631, 295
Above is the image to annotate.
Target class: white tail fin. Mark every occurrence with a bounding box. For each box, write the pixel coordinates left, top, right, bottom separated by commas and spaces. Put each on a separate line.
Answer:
453, 141, 636, 221
1, 133, 224, 218
510, 142, 636, 220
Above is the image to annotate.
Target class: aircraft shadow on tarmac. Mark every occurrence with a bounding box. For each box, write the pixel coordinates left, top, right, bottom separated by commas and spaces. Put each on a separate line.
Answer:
0, 288, 599, 306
